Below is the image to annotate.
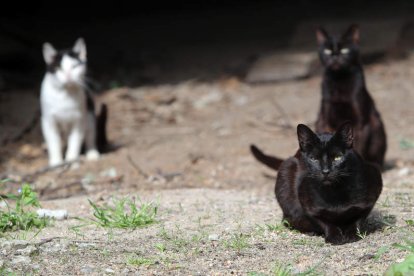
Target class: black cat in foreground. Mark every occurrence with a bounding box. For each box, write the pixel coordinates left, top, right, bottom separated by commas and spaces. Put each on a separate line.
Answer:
275, 122, 382, 245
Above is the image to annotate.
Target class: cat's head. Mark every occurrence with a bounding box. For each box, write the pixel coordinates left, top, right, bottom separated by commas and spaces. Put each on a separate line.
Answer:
42, 38, 87, 86
297, 122, 355, 183
316, 24, 360, 71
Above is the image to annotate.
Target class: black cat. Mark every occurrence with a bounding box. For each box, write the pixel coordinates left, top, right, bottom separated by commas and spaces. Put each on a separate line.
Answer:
315, 24, 386, 169
275, 122, 382, 245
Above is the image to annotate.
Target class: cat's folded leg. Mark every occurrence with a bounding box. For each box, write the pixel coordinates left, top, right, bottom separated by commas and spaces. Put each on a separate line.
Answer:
65, 122, 85, 163
324, 225, 346, 245
341, 222, 360, 243
41, 117, 63, 166
85, 111, 100, 161
315, 220, 346, 245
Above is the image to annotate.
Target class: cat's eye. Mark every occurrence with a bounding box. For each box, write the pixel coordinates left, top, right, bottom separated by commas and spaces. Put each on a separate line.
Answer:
323, 49, 332, 55
334, 155, 342, 161
340, 48, 350, 54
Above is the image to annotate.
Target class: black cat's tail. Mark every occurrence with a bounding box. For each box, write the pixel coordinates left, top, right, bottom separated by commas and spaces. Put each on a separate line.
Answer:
250, 144, 284, 171
96, 103, 108, 153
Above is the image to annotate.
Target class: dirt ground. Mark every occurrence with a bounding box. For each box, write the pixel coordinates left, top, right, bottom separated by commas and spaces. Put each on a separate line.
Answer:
1, 46, 414, 274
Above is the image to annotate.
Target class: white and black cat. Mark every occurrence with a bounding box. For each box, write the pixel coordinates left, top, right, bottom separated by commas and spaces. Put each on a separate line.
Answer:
40, 38, 107, 166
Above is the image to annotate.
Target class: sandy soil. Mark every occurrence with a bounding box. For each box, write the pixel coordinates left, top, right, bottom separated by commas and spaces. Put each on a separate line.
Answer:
1, 51, 414, 275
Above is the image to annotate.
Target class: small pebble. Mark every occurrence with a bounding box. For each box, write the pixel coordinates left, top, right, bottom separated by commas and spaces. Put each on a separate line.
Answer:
37, 209, 68, 220
105, 268, 115, 274
208, 234, 220, 241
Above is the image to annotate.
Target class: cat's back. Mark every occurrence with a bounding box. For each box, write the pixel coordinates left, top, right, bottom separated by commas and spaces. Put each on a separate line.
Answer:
361, 161, 383, 201
275, 153, 302, 197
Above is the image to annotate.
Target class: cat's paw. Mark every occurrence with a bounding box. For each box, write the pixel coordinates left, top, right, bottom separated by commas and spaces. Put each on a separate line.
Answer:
86, 149, 100, 161
325, 234, 347, 245
49, 158, 63, 167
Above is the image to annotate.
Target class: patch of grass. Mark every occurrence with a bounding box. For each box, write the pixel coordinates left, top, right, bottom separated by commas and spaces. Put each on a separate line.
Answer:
87, 197, 158, 229
356, 227, 367, 240
157, 226, 191, 252
374, 245, 391, 260
248, 272, 268, 276
0, 183, 48, 234
127, 256, 156, 267
266, 220, 291, 233
399, 138, 414, 150
272, 260, 322, 276
405, 220, 414, 226
0, 267, 14, 276
155, 243, 166, 253
379, 196, 391, 208
69, 224, 88, 239
224, 233, 250, 252
291, 237, 324, 247
384, 254, 414, 275
384, 238, 414, 274
273, 263, 293, 276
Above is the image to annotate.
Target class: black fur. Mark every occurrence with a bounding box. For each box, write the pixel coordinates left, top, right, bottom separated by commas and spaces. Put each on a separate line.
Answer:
275, 122, 382, 245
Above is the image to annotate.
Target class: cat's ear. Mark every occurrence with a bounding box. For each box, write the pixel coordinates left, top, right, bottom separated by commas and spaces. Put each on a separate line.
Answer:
297, 124, 318, 152
73, 37, 87, 62
316, 27, 329, 45
342, 24, 359, 44
42, 42, 57, 64
335, 121, 354, 148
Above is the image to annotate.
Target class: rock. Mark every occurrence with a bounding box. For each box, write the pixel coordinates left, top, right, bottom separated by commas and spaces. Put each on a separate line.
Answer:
193, 90, 223, 109
78, 243, 95, 249
37, 209, 68, 220
246, 52, 317, 83
208, 234, 220, 241
0, 239, 12, 254
80, 265, 95, 274
11, 256, 31, 266
15, 245, 38, 256
10, 240, 29, 250
105, 268, 115, 274
398, 167, 410, 176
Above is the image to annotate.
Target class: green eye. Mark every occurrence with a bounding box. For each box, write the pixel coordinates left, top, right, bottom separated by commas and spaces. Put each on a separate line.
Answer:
334, 155, 342, 161
324, 49, 332, 55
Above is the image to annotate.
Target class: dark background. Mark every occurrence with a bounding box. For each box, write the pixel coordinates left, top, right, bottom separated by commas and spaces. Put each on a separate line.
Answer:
0, 0, 413, 91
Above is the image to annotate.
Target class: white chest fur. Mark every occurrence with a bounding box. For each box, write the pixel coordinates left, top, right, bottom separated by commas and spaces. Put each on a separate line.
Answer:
41, 73, 86, 125
40, 73, 99, 166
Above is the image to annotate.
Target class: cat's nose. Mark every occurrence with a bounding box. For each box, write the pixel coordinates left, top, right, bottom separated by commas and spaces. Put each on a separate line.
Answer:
322, 168, 330, 175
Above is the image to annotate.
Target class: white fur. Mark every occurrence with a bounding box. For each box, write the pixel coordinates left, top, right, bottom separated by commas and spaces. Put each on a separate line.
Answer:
40, 38, 100, 166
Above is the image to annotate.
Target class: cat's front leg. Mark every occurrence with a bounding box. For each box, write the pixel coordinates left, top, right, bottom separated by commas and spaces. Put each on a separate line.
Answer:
315, 220, 346, 245
324, 225, 346, 245
341, 222, 360, 243
41, 117, 63, 166
65, 122, 85, 162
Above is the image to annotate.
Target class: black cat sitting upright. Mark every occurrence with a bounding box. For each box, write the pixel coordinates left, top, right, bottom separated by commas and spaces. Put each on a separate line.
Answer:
315, 24, 386, 169
275, 122, 382, 245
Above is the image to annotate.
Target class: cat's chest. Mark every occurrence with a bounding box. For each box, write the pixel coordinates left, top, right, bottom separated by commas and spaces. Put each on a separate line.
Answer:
41, 80, 86, 120
300, 178, 364, 209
